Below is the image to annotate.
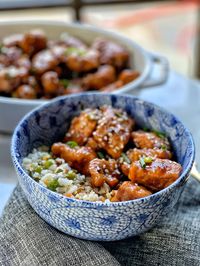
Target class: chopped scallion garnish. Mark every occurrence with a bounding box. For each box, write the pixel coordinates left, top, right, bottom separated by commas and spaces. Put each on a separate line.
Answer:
153, 130, 166, 139
66, 141, 78, 148
60, 79, 70, 88
97, 151, 105, 159
121, 152, 131, 164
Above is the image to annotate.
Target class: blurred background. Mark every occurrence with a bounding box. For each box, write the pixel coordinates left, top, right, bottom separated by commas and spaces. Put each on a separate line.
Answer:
0, 0, 199, 79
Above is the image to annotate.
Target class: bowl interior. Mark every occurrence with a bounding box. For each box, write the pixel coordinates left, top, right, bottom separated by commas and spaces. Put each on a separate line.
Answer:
12, 93, 194, 185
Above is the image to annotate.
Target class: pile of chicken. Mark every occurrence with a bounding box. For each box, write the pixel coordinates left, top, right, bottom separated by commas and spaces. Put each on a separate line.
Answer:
51, 106, 182, 202
0, 29, 139, 99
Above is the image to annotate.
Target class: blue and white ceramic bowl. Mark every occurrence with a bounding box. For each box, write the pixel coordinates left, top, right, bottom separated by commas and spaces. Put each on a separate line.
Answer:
11, 93, 195, 241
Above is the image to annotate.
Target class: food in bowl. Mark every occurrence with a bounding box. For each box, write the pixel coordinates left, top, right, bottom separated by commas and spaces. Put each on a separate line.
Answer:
0, 29, 140, 99
22, 105, 182, 202
11, 94, 194, 241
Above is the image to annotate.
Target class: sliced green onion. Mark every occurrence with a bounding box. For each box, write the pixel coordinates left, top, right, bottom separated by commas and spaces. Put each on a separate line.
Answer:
55, 168, 63, 174
139, 157, 146, 169
121, 152, 131, 164
66, 170, 77, 180
115, 112, 122, 118
142, 127, 148, 132
0, 44, 3, 53
35, 166, 42, 174
139, 156, 153, 169
47, 179, 59, 191
143, 157, 153, 164
59, 79, 70, 88
66, 141, 78, 148
161, 144, 167, 151
153, 129, 166, 139
97, 151, 105, 159
65, 47, 87, 56
44, 159, 54, 169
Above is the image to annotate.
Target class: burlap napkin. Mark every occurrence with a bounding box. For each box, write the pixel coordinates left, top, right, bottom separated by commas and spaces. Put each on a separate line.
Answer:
1, 177, 200, 266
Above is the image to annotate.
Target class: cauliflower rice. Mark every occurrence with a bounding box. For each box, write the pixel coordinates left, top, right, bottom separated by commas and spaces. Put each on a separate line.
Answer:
23, 146, 112, 202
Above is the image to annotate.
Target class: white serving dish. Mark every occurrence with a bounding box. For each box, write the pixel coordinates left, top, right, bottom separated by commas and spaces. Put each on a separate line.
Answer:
0, 21, 169, 133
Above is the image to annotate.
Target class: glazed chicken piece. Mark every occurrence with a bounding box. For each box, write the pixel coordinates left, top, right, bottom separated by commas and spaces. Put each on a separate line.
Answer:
60, 34, 87, 49
132, 130, 170, 150
89, 158, 120, 188
118, 69, 140, 84
22, 75, 41, 95
0, 66, 28, 93
111, 181, 152, 202
86, 137, 99, 151
66, 49, 100, 72
64, 108, 102, 145
15, 55, 31, 70
12, 84, 36, 99
32, 49, 59, 75
128, 147, 172, 161
2, 34, 23, 47
41, 71, 60, 95
51, 142, 96, 175
119, 148, 172, 177
19, 29, 47, 56
92, 38, 129, 68
2, 30, 47, 56
0, 47, 22, 67
50, 45, 68, 63
100, 80, 123, 92
129, 158, 182, 191
82, 65, 116, 90
93, 106, 134, 159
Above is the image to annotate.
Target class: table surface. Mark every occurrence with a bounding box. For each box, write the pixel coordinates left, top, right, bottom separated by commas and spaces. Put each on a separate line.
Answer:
0, 71, 200, 215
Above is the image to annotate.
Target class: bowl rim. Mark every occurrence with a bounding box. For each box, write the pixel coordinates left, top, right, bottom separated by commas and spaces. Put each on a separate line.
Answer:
11, 93, 195, 206
0, 20, 151, 104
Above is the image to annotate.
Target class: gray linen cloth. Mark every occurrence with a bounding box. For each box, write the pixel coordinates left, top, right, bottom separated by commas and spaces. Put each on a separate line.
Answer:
1, 177, 200, 266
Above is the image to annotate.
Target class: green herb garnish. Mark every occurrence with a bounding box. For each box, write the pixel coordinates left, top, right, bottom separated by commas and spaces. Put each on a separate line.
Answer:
44, 159, 54, 169
121, 152, 131, 164
139, 156, 153, 169
139, 157, 146, 169
161, 144, 167, 151
66, 170, 77, 180
60, 79, 70, 88
35, 166, 42, 174
65, 47, 87, 56
142, 127, 148, 132
97, 151, 105, 159
47, 179, 59, 191
66, 141, 78, 148
153, 130, 166, 139
55, 168, 63, 174
0, 44, 3, 53
115, 112, 122, 118
143, 156, 153, 164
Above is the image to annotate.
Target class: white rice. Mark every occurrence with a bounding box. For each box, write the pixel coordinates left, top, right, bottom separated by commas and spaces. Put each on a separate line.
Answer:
22, 146, 112, 202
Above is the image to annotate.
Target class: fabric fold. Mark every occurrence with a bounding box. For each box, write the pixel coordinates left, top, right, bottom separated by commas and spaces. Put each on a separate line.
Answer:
0, 185, 120, 266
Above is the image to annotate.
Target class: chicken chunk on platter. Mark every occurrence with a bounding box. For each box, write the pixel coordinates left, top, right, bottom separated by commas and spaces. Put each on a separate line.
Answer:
93, 106, 135, 159
129, 158, 182, 191
51, 142, 96, 175
119, 147, 172, 177
82, 65, 116, 90
64, 108, 102, 145
32, 49, 59, 75
0, 66, 29, 94
89, 158, 121, 188
92, 38, 129, 68
66, 49, 100, 73
19, 29, 47, 56
132, 130, 171, 150
111, 181, 152, 202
